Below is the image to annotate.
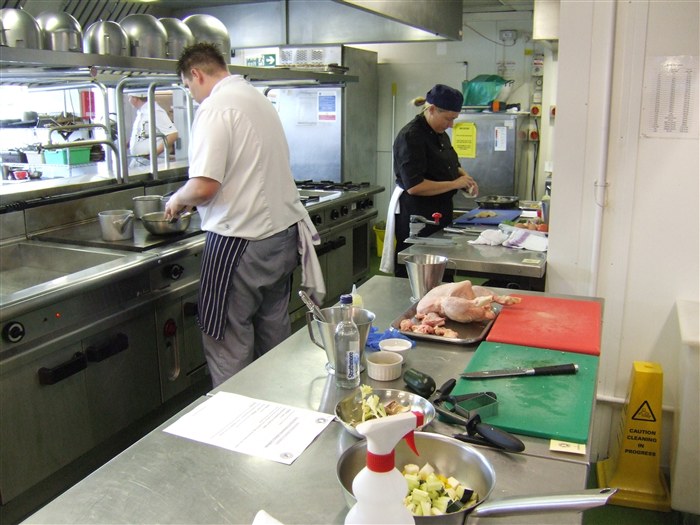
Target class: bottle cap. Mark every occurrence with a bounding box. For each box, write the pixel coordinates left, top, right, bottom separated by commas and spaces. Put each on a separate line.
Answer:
340, 294, 353, 305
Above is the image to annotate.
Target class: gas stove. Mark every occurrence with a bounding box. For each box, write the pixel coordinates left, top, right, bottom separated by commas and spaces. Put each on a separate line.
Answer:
295, 180, 371, 192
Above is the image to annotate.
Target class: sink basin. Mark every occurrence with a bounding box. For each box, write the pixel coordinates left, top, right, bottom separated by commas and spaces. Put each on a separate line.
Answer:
0, 242, 126, 298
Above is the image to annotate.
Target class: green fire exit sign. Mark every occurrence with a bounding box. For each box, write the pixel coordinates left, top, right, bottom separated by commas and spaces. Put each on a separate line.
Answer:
246, 54, 277, 67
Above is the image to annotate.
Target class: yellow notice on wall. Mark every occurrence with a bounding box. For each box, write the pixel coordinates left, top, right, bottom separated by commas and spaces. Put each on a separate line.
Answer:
452, 122, 476, 158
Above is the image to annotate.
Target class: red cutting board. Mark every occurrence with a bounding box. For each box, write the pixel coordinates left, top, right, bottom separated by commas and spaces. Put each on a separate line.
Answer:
486, 294, 602, 355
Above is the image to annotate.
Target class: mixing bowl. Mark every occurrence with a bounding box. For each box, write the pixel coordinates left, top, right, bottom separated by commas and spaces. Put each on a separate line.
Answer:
335, 388, 434, 439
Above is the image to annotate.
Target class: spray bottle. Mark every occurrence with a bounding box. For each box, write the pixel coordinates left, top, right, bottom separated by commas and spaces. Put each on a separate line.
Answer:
345, 411, 424, 525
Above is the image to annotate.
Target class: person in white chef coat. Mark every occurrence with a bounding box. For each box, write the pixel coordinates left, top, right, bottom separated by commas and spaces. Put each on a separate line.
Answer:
127, 94, 178, 164
164, 43, 324, 388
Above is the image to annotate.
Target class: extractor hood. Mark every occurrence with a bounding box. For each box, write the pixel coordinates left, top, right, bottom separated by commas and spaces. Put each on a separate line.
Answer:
173, 0, 464, 48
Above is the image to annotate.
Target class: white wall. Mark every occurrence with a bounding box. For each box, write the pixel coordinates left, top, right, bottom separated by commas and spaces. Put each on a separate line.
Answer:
363, 1, 699, 471
550, 0, 699, 466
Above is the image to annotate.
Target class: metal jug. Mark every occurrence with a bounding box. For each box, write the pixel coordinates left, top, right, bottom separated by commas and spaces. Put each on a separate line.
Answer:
404, 254, 450, 302
306, 306, 375, 374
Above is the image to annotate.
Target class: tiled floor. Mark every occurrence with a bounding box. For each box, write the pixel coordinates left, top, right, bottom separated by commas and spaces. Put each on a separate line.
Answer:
367, 252, 698, 525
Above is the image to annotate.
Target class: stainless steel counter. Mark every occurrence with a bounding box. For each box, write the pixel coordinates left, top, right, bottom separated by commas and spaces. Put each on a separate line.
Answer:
398, 230, 547, 289
24, 276, 597, 525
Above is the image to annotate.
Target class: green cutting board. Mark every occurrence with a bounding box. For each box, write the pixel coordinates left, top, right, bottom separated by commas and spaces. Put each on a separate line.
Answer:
453, 342, 599, 443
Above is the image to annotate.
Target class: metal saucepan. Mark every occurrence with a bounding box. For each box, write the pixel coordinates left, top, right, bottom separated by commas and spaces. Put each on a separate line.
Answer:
132, 195, 162, 219
141, 210, 195, 235
98, 210, 134, 241
337, 432, 616, 524
475, 195, 520, 209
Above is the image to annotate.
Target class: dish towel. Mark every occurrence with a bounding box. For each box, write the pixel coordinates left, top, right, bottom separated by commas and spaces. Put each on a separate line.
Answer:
468, 229, 509, 246
379, 185, 404, 274
297, 216, 326, 304
502, 229, 549, 251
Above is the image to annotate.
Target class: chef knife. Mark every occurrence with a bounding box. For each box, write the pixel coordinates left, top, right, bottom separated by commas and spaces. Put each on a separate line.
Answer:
461, 363, 578, 379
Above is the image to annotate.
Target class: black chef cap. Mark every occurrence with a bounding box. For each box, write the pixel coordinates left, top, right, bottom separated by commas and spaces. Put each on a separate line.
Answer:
425, 84, 464, 112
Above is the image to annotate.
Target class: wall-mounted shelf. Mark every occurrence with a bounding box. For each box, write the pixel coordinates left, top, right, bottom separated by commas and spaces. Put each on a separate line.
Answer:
0, 47, 358, 86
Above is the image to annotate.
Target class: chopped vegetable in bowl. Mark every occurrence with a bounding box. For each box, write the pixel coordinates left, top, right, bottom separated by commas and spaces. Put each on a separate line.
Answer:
334, 385, 436, 438
402, 462, 479, 516
358, 384, 406, 423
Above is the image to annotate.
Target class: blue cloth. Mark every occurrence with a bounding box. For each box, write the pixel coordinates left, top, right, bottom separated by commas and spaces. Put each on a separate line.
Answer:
365, 326, 416, 351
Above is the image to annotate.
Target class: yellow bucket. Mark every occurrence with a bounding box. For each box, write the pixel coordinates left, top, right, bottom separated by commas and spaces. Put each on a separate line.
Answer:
373, 224, 386, 256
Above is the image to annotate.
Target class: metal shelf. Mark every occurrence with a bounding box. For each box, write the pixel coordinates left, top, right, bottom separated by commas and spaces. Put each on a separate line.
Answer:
0, 47, 358, 86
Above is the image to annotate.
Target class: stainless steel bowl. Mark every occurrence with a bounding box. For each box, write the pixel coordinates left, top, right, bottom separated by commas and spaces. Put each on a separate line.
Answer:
120, 14, 167, 58
36, 11, 83, 52
141, 211, 192, 235
335, 388, 435, 439
337, 432, 616, 523
159, 17, 195, 59
183, 14, 231, 58
83, 21, 129, 56
0, 8, 43, 49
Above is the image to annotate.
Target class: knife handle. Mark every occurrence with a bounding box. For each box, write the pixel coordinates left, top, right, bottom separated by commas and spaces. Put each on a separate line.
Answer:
533, 363, 578, 376
475, 422, 525, 453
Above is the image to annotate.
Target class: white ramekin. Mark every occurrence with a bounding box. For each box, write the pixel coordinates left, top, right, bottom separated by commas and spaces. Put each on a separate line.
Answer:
366, 351, 403, 381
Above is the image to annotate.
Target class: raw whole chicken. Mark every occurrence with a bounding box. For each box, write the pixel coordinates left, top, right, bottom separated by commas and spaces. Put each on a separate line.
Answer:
416, 280, 521, 323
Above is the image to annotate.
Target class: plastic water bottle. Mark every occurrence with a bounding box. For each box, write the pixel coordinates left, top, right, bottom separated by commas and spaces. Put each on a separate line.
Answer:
335, 294, 361, 389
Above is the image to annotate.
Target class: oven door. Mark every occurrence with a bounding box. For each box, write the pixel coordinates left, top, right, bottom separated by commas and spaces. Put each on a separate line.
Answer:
0, 302, 160, 504
154, 289, 208, 402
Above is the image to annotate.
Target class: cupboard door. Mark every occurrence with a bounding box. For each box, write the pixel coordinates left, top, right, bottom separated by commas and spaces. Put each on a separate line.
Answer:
0, 343, 93, 503
84, 311, 160, 443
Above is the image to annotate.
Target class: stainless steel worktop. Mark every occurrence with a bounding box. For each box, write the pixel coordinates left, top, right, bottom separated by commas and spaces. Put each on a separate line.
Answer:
25, 276, 596, 525
398, 230, 547, 280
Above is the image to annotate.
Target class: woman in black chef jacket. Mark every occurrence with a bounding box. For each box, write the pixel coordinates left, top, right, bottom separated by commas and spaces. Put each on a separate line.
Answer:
385, 84, 479, 277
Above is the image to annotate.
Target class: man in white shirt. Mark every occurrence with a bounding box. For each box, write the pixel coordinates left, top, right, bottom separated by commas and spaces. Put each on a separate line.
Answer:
165, 43, 324, 387
127, 95, 178, 159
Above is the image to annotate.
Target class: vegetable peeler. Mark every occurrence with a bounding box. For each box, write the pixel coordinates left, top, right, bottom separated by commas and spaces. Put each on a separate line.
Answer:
432, 378, 525, 452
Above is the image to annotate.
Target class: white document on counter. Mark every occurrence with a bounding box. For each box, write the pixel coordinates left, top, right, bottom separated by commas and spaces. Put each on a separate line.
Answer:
163, 391, 334, 465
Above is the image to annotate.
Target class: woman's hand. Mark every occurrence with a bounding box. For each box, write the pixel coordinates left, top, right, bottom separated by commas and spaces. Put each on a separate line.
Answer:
458, 167, 479, 197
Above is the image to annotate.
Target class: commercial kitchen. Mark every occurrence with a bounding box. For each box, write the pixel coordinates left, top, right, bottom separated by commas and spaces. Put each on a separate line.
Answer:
0, 1, 697, 524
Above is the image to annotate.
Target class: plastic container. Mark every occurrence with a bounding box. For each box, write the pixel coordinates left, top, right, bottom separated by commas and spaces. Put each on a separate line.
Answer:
44, 146, 91, 165
24, 150, 44, 164
351, 284, 363, 307
345, 412, 421, 525
373, 224, 386, 257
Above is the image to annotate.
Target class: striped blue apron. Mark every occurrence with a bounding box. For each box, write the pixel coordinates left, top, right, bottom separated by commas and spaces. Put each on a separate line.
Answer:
197, 231, 249, 340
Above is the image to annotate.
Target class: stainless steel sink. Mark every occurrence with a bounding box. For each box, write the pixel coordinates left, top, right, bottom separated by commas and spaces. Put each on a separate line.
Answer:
0, 242, 126, 298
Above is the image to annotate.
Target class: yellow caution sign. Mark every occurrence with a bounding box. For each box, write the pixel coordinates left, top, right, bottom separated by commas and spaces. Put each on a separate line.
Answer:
597, 361, 671, 511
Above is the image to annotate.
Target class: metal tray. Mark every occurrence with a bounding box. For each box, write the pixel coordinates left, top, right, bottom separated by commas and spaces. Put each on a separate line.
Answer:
390, 302, 501, 345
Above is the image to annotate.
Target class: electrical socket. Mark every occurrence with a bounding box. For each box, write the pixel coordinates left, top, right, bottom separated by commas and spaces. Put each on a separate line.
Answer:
499, 30, 517, 42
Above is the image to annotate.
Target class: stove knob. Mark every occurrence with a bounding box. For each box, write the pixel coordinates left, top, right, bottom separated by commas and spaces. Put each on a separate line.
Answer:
341, 205, 349, 216
330, 209, 340, 220
3, 321, 25, 343
165, 264, 184, 280
311, 214, 323, 226
163, 318, 177, 337
358, 200, 367, 210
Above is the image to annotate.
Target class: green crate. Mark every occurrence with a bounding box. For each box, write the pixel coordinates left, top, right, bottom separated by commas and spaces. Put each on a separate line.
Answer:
43, 146, 91, 165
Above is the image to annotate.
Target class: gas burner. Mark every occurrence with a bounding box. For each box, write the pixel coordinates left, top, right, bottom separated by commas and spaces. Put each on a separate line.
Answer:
299, 195, 320, 206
